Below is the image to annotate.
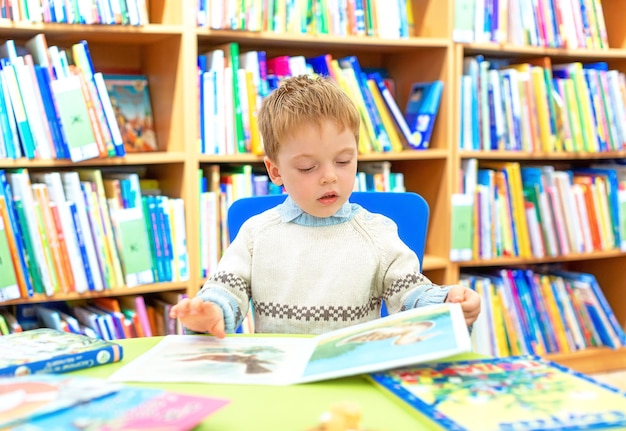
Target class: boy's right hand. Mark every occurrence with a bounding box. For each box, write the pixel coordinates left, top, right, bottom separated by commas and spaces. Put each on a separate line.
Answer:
169, 297, 226, 338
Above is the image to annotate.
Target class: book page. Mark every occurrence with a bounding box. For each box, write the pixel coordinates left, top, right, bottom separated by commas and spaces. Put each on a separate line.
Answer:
299, 303, 471, 383
108, 335, 317, 386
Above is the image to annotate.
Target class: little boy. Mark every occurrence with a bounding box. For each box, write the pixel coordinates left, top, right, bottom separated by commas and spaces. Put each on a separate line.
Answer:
170, 75, 480, 337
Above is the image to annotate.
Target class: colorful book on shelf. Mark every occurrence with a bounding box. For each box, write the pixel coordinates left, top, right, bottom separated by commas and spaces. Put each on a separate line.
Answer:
369, 355, 626, 431
0, 328, 123, 377
102, 74, 158, 153
404, 80, 444, 150
0, 374, 123, 429
109, 303, 471, 386
4, 374, 229, 431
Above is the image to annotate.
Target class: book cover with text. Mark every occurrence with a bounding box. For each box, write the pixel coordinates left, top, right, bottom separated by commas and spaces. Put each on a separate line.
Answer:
0, 328, 123, 377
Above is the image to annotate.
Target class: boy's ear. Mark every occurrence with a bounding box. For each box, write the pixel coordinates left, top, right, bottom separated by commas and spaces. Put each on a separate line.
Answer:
264, 156, 283, 186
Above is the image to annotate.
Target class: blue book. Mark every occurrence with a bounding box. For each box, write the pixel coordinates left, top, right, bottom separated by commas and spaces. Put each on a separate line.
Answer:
0, 328, 123, 377
404, 80, 444, 150
67, 200, 95, 291
370, 355, 626, 431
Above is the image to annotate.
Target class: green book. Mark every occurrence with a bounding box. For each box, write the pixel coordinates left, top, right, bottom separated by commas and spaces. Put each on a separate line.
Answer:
49, 75, 100, 162
226, 43, 246, 154
449, 193, 474, 262
0, 216, 19, 300
112, 207, 154, 287
14, 200, 44, 295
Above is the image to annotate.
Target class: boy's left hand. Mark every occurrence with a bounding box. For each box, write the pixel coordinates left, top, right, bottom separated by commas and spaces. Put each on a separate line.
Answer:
445, 286, 481, 327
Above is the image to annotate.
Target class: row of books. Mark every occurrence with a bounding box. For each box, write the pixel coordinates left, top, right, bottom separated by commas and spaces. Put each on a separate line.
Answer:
452, 160, 626, 261
197, 0, 412, 39
0, 0, 150, 25
460, 56, 626, 153
0, 168, 189, 303
0, 292, 185, 339
0, 34, 125, 162
454, 0, 608, 49
462, 268, 626, 357
199, 43, 443, 156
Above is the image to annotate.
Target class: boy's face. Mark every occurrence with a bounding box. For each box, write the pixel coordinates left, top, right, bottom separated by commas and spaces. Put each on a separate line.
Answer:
264, 119, 357, 218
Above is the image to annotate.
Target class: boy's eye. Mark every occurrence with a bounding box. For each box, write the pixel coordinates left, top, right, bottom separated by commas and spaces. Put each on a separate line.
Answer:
298, 166, 315, 173
336, 160, 351, 165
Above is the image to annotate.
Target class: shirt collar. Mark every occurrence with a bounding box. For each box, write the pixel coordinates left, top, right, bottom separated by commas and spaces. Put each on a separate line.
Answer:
277, 196, 360, 226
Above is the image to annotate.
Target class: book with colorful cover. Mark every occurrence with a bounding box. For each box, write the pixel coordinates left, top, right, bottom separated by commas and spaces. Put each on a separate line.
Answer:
0, 374, 122, 429
0, 328, 123, 377
10, 383, 230, 431
102, 74, 158, 153
369, 355, 626, 431
2, 374, 229, 431
109, 303, 471, 386
404, 80, 444, 150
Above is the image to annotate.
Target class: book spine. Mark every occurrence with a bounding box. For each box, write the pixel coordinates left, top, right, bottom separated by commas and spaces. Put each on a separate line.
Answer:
0, 343, 123, 377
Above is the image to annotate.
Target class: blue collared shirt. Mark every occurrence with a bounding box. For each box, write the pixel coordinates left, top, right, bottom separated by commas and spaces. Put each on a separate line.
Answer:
277, 196, 361, 227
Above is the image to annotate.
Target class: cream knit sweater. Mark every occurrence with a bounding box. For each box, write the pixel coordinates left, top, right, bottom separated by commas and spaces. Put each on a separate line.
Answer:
197, 198, 450, 335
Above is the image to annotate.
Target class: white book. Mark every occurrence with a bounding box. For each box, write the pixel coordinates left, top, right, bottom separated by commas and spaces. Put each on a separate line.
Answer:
61, 172, 104, 291
223, 66, 236, 154
554, 171, 584, 254
169, 198, 189, 282
202, 69, 217, 154
572, 183, 595, 253
12, 58, 54, 159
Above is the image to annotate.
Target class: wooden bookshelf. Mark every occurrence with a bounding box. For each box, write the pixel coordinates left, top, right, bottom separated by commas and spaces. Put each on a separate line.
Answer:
1, 0, 624, 374
451, 0, 626, 373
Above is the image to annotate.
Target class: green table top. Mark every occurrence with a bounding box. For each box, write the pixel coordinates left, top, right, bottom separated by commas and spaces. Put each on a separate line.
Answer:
68, 336, 477, 431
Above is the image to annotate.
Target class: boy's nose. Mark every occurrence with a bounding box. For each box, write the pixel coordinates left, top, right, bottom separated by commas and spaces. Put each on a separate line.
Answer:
321, 168, 337, 184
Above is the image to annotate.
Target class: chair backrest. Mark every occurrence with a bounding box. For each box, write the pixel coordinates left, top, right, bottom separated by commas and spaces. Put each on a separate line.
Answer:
227, 192, 430, 264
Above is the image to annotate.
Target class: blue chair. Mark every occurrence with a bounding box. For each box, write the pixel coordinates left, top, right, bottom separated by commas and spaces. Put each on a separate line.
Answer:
226, 191, 430, 325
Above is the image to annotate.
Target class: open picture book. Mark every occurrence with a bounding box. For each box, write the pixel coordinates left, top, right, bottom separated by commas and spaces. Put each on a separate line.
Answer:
109, 303, 471, 385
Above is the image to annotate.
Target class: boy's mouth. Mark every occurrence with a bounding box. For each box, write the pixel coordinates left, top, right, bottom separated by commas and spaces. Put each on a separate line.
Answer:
318, 192, 338, 204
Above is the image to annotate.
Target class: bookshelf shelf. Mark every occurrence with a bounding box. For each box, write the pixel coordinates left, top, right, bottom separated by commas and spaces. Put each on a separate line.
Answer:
462, 43, 626, 60
546, 347, 626, 374
0, 23, 184, 43
0, 153, 188, 168
197, 30, 451, 52
0, 283, 188, 306
457, 249, 626, 267
459, 150, 626, 160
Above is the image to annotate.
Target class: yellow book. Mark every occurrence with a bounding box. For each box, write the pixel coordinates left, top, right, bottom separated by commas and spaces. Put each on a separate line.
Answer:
366, 79, 403, 152
539, 275, 571, 353
496, 285, 520, 355
530, 66, 556, 152
563, 78, 584, 152
245, 70, 263, 155
330, 60, 373, 154
494, 171, 514, 257
485, 162, 531, 258
571, 63, 599, 152
490, 284, 509, 356
78, 169, 125, 288
593, 176, 615, 250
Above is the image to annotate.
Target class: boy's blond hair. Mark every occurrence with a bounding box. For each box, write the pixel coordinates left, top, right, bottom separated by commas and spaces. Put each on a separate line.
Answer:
257, 75, 360, 161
